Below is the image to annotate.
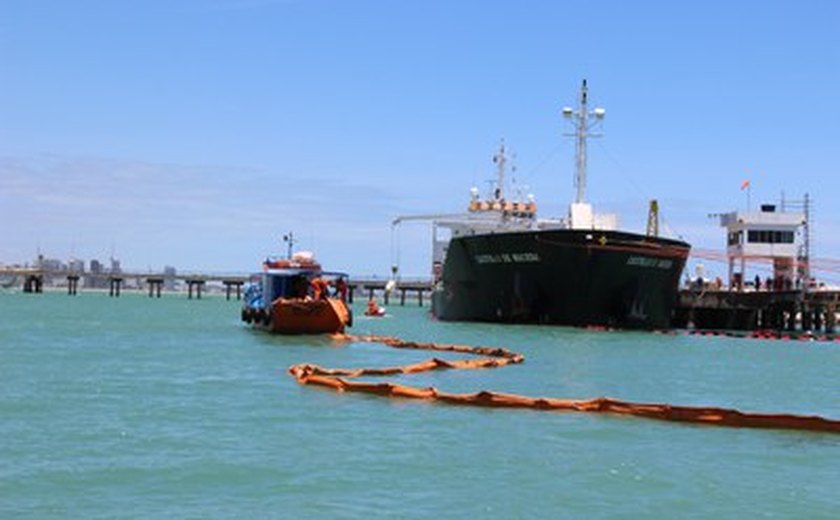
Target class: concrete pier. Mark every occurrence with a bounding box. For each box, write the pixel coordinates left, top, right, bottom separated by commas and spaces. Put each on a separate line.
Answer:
108, 277, 123, 297
222, 280, 243, 300
67, 274, 79, 295
186, 279, 205, 299
147, 277, 164, 298
0, 266, 434, 306
673, 288, 840, 334
350, 281, 429, 307
23, 275, 43, 293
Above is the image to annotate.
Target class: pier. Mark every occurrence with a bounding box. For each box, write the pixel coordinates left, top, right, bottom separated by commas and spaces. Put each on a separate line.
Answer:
346, 279, 430, 306
0, 267, 250, 300
0, 266, 433, 305
673, 287, 839, 335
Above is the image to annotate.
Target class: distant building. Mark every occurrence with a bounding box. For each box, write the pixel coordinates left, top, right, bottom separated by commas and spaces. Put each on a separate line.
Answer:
85, 259, 108, 289
40, 257, 65, 272
68, 258, 85, 273
163, 265, 177, 291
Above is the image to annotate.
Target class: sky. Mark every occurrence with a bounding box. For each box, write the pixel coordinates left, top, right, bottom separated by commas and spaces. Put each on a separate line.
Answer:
1, 0, 839, 279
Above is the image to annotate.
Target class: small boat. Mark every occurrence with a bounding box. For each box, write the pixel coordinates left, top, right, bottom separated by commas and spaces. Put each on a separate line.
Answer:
364, 298, 386, 317
241, 251, 352, 334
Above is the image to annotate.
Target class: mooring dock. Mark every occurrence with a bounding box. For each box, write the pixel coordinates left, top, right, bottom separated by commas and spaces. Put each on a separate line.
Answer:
672, 287, 839, 333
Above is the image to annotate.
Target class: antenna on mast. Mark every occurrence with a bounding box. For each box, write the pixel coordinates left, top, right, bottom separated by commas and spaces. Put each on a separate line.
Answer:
562, 79, 606, 204
282, 232, 297, 259
492, 140, 507, 200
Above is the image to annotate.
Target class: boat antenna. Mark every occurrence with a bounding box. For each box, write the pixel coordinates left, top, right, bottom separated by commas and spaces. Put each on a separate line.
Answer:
282, 232, 297, 259
562, 79, 606, 203
492, 139, 507, 200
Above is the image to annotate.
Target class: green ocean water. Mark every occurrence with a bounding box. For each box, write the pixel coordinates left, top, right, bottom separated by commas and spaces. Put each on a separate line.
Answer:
1, 291, 838, 518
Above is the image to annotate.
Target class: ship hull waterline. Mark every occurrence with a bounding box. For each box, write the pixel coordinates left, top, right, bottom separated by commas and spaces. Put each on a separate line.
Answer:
432, 229, 690, 330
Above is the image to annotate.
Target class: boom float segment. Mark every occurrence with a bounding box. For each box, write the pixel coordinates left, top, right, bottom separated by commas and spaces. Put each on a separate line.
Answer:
288, 334, 840, 434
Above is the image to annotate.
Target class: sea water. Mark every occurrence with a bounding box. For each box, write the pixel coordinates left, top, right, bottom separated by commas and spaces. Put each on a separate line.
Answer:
1, 291, 838, 518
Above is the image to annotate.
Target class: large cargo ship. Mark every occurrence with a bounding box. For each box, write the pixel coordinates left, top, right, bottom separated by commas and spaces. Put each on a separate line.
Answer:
394, 81, 690, 329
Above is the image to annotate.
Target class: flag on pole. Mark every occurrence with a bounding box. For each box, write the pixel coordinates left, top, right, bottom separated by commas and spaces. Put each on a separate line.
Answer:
740, 179, 750, 190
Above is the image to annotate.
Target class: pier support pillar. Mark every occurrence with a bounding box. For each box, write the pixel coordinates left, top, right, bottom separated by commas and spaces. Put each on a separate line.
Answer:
802, 305, 813, 332
384, 290, 390, 305
67, 274, 79, 295
825, 305, 836, 334
147, 278, 163, 298
109, 277, 123, 297
368, 287, 374, 301
814, 305, 824, 332
187, 280, 205, 299
400, 288, 406, 306
23, 275, 43, 293
348, 286, 354, 304
222, 281, 243, 300
786, 303, 797, 331
418, 289, 424, 307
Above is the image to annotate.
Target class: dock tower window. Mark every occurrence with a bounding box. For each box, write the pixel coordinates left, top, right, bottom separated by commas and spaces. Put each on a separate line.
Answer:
747, 230, 794, 244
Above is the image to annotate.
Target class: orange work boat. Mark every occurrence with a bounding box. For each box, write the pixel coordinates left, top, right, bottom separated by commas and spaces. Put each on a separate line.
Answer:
241, 251, 352, 334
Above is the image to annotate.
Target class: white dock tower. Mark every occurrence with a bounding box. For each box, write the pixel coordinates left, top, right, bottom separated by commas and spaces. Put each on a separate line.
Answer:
719, 203, 806, 290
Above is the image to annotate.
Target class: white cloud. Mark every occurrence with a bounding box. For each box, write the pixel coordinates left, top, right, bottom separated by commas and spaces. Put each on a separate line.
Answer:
0, 154, 409, 273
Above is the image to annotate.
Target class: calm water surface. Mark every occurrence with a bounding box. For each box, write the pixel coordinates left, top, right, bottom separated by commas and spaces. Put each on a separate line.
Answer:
1, 292, 838, 518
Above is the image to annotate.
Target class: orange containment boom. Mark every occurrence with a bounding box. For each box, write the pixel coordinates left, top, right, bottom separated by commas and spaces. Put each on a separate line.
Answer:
288, 334, 840, 434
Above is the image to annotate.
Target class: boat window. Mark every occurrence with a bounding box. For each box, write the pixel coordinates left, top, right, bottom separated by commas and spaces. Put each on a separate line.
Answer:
271, 276, 288, 299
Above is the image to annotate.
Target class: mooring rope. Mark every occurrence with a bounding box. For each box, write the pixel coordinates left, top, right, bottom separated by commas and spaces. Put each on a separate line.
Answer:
287, 334, 840, 434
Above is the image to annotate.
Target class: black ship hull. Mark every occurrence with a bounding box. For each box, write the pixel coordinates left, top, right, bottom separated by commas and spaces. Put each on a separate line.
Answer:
432, 229, 690, 329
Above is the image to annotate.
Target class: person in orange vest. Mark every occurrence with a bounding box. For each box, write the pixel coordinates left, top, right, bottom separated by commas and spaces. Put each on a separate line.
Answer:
310, 277, 330, 300
334, 277, 348, 302
365, 297, 382, 316
293, 275, 309, 298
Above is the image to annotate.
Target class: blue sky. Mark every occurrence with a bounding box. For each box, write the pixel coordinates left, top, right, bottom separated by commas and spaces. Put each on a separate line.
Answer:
2, 0, 839, 279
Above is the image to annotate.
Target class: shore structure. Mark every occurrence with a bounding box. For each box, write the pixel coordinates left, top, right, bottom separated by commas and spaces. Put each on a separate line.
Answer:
0, 264, 432, 305
674, 195, 840, 335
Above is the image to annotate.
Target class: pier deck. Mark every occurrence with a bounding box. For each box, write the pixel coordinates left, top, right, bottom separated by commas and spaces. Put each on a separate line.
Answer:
673, 287, 839, 333
0, 267, 433, 305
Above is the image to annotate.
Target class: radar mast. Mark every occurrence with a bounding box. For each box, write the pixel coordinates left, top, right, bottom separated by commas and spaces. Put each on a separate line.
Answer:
562, 79, 606, 204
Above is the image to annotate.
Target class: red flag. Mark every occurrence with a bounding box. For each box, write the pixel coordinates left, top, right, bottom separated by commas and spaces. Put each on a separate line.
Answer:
740, 179, 750, 190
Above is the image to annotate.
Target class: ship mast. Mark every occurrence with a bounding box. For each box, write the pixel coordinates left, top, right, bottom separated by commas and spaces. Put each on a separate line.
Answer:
492, 140, 506, 200
563, 79, 605, 204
